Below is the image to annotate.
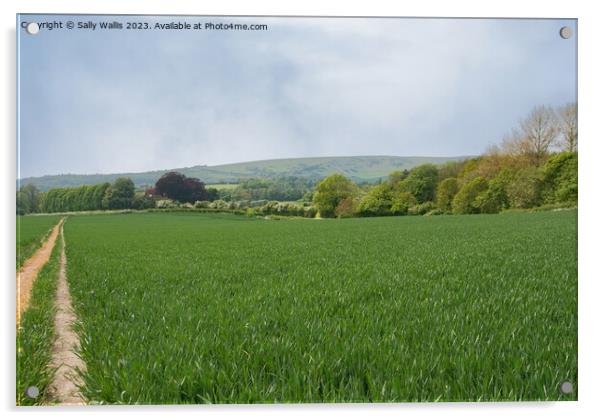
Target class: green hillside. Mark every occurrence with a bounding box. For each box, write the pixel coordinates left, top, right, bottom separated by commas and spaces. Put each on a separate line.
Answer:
20, 155, 469, 191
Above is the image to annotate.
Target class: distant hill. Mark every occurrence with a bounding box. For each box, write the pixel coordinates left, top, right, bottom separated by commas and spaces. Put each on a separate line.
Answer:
19, 155, 470, 191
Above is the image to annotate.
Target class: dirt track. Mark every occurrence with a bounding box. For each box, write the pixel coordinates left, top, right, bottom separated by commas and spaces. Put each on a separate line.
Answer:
47, 224, 86, 404
16, 219, 64, 327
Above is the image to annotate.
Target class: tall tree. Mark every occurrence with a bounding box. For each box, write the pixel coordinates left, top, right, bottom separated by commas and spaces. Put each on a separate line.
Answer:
503, 105, 558, 166
397, 164, 439, 203
155, 172, 208, 203
102, 178, 135, 209
16, 183, 41, 214
556, 103, 577, 152
313, 174, 358, 218
435, 178, 459, 213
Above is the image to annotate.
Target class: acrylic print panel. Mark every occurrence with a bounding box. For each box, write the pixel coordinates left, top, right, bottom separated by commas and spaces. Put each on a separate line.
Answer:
16, 14, 577, 405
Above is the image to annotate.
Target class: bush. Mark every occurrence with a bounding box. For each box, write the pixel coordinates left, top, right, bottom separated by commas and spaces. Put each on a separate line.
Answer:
304, 206, 318, 218
209, 200, 229, 210
194, 200, 211, 209
425, 208, 444, 216
156, 199, 178, 209
335, 197, 358, 218
408, 201, 435, 216
131, 195, 156, 210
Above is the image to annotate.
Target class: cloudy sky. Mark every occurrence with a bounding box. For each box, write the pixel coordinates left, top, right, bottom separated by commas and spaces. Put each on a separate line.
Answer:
18, 15, 576, 178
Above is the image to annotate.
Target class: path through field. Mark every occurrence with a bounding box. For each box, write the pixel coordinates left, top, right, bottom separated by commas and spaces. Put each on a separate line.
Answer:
48, 224, 87, 404
16, 218, 64, 327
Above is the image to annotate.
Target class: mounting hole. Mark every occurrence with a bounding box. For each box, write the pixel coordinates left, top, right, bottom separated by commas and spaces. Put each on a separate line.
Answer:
560, 381, 574, 395
559, 26, 573, 39
25, 385, 39, 399
26, 22, 40, 35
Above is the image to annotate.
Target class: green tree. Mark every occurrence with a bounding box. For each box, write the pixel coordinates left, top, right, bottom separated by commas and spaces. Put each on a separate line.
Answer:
16, 183, 41, 214
474, 178, 508, 214
387, 170, 409, 186
390, 191, 417, 215
437, 160, 465, 181
397, 164, 439, 203
452, 177, 488, 214
358, 183, 393, 216
435, 178, 459, 213
541, 152, 577, 205
102, 178, 135, 209
93, 183, 111, 209
313, 174, 358, 218
506, 167, 542, 209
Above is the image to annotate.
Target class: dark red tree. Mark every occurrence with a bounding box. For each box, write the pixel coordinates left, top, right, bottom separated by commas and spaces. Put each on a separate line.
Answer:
154, 172, 208, 203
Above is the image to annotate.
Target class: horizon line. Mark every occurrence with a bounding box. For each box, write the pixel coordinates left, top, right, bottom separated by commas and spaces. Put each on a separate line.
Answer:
18, 154, 475, 180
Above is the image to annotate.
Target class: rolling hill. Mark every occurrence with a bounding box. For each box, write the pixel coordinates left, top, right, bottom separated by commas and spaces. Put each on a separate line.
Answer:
19, 155, 470, 191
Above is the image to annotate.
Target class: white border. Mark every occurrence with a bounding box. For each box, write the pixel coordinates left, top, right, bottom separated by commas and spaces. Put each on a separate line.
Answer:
3, 1, 600, 419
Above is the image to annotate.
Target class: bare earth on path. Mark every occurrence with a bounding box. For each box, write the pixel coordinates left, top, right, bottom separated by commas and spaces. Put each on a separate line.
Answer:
16, 218, 64, 327
47, 224, 87, 405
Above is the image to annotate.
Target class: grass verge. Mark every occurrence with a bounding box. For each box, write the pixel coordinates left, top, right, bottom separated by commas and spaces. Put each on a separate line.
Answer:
16, 233, 63, 405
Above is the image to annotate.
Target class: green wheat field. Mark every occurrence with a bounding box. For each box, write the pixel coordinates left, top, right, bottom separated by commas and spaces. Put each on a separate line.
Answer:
18, 210, 577, 403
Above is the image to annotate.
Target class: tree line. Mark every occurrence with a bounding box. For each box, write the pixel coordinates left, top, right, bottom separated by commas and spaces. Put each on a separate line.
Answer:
225, 177, 314, 202
18, 178, 138, 214
313, 103, 577, 218
17, 172, 210, 214
17, 103, 576, 217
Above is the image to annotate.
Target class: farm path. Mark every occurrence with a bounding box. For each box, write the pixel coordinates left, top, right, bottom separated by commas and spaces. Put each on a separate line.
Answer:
48, 224, 87, 405
16, 218, 64, 327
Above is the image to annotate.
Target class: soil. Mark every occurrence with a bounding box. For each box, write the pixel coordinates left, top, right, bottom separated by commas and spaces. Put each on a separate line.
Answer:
47, 225, 87, 405
16, 219, 64, 327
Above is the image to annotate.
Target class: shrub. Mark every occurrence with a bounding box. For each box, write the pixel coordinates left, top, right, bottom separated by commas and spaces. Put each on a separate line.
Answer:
156, 199, 178, 209
131, 195, 156, 210
335, 197, 358, 218
209, 200, 229, 210
304, 206, 318, 218
194, 201, 211, 209
408, 201, 435, 216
